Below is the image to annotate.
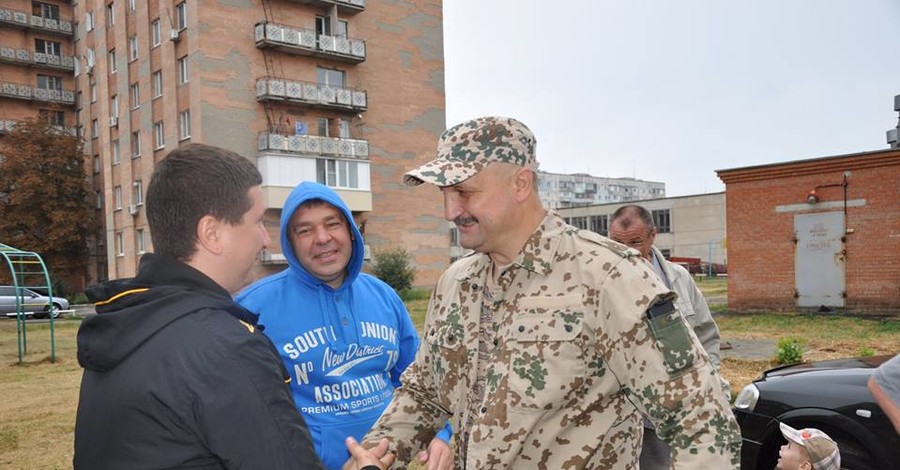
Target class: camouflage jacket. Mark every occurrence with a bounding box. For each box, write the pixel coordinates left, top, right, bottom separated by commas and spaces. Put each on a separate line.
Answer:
364, 212, 741, 469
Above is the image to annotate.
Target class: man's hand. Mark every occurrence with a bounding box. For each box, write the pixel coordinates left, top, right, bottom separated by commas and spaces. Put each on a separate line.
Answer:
342, 437, 395, 470
415, 438, 452, 470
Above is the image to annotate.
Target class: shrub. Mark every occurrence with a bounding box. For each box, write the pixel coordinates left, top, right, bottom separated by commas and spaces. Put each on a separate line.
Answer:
774, 337, 804, 365
370, 248, 416, 295
858, 346, 875, 357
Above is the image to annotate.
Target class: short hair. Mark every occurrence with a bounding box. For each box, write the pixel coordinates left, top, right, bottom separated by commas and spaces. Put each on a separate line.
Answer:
611, 204, 655, 232
146, 143, 262, 261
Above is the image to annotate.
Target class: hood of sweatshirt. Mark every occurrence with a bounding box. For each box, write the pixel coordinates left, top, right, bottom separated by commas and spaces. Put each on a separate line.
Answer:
279, 182, 365, 291
77, 253, 258, 372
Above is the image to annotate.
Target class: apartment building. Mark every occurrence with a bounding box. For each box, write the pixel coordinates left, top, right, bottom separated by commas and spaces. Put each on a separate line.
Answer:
39, 0, 449, 287
537, 170, 665, 209
556, 192, 727, 266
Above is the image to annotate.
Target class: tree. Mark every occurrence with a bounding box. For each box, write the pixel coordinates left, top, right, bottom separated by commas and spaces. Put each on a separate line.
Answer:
370, 247, 416, 295
0, 117, 92, 288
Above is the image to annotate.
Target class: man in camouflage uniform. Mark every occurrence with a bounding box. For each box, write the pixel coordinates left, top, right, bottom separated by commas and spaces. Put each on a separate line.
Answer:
362, 116, 741, 469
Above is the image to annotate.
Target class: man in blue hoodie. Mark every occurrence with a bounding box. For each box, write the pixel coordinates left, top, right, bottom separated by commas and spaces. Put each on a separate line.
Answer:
236, 182, 451, 470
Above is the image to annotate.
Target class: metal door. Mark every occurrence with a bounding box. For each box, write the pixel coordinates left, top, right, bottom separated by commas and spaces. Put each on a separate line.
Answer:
794, 211, 845, 307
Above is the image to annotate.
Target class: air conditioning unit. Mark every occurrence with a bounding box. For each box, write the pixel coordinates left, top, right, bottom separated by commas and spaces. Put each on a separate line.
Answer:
127, 204, 139, 216
109, 116, 118, 127
86, 64, 94, 75
169, 29, 181, 42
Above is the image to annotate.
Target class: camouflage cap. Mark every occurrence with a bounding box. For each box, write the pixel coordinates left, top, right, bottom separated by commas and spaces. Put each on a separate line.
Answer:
403, 116, 537, 187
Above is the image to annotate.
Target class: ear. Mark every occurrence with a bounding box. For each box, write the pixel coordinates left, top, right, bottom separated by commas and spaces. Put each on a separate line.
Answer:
513, 168, 534, 202
196, 214, 224, 256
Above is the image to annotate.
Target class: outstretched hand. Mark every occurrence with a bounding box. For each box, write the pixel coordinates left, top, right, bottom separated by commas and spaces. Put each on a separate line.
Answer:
342, 437, 395, 470
416, 438, 452, 470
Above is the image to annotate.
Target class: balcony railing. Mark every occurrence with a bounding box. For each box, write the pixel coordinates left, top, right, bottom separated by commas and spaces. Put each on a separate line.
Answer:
0, 8, 74, 36
0, 46, 75, 71
256, 77, 366, 112
259, 132, 369, 159
255, 22, 365, 63
283, 0, 365, 15
0, 81, 75, 105
0, 119, 76, 135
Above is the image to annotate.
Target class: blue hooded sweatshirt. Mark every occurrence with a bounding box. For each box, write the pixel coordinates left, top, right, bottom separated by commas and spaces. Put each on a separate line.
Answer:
236, 182, 448, 470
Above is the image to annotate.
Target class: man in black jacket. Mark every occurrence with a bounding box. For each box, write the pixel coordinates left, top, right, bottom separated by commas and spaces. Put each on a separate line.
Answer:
74, 144, 392, 470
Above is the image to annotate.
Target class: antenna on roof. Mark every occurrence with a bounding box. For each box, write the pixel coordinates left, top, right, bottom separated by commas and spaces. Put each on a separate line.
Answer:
888, 94, 899, 149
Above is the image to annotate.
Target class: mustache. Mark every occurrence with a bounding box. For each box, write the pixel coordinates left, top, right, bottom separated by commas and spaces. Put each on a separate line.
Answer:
454, 216, 478, 226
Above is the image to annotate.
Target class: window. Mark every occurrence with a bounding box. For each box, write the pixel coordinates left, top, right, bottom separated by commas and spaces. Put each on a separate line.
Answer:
129, 0, 136, 12
95, 190, 103, 209
133, 179, 143, 205
177, 56, 189, 84
338, 119, 350, 138
128, 35, 138, 61
316, 159, 359, 189
136, 229, 146, 254
152, 71, 162, 98
153, 121, 164, 149
179, 110, 190, 140
110, 94, 118, 117
316, 67, 345, 87
449, 227, 459, 246
315, 16, 348, 37
106, 2, 115, 26
131, 130, 141, 157
113, 185, 122, 210
589, 214, 608, 236
33, 1, 60, 20
91, 119, 98, 138
86, 11, 95, 31
86, 47, 95, 70
90, 82, 97, 102
36, 74, 63, 91
34, 39, 61, 57
317, 118, 331, 137
112, 140, 120, 165
569, 216, 588, 230
93, 155, 100, 174
108, 49, 117, 73
151, 19, 161, 47
115, 231, 124, 256
175, 2, 187, 30
659, 248, 672, 258
130, 82, 140, 109
40, 109, 65, 126
652, 209, 671, 233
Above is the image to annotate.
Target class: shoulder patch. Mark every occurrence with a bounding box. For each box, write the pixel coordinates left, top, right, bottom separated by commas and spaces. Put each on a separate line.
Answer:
575, 229, 638, 259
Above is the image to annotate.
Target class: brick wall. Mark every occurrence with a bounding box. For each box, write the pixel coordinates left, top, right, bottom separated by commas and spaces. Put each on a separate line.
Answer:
720, 150, 900, 314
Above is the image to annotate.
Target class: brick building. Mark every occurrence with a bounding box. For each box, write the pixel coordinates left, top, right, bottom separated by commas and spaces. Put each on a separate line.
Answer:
717, 149, 900, 314
1, 0, 449, 287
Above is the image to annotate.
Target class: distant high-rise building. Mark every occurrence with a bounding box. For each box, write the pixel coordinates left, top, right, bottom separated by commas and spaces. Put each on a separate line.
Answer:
2, 0, 449, 287
537, 171, 665, 209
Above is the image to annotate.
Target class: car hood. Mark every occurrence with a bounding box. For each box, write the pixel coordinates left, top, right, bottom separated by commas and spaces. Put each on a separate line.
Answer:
762, 355, 890, 379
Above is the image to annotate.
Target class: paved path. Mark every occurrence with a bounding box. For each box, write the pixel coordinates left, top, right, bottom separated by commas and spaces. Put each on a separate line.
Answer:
721, 338, 777, 361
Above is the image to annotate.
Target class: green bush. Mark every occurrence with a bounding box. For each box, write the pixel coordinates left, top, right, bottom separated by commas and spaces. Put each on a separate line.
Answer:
68, 292, 89, 305
370, 248, 416, 295
774, 337, 804, 365
858, 346, 876, 357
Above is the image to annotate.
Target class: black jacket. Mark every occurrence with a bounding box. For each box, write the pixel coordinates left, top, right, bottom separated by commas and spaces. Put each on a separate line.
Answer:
74, 253, 326, 470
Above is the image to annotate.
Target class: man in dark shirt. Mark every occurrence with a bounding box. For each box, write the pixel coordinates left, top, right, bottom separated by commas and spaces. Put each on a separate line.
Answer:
74, 143, 392, 470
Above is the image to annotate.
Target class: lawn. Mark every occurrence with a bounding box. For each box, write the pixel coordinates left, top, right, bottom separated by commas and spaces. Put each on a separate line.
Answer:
0, 292, 897, 469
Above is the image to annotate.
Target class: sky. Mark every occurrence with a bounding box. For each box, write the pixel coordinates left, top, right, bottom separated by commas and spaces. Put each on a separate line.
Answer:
442, 0, 900, 197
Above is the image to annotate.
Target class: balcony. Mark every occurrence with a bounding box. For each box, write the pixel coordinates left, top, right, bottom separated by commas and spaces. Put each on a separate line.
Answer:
256, 77, 366, 113
0, 81, 75, 105
283, 0, 365, 15
0, 119, 76, 136
255, 22, 365, 64
257, 132, 372, 211
0, 8, 74, 36
258, 132, 369, 159
0, 46, 76, 71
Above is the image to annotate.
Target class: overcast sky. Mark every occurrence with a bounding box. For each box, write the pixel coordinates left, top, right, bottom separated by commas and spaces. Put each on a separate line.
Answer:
442, 0, 900, 196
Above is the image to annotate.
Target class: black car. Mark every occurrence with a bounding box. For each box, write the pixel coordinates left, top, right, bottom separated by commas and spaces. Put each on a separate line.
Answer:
733, 355, 899, 470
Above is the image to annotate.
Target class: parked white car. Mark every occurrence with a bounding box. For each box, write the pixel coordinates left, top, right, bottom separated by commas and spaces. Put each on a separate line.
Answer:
0, 286, 69, 319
